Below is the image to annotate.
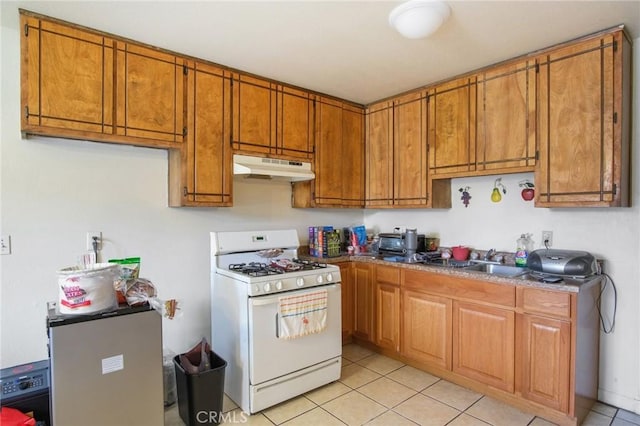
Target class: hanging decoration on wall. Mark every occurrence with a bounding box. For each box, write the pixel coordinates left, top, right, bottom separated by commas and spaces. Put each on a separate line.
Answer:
459, 186, 472, 207
491, 178, 507, 203
519, 180, 535, 201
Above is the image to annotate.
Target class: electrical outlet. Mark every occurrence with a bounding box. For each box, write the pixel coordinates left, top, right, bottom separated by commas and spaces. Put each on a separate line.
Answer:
1, 235, 11, 255
86, 232, 102, 251
541, 230, 553, 248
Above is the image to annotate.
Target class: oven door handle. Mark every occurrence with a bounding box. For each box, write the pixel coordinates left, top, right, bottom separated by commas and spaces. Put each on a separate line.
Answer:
251, 298, 280, 306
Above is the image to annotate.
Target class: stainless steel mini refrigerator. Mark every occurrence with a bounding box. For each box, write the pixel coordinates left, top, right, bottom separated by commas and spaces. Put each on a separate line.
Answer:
47, 304, 163, 426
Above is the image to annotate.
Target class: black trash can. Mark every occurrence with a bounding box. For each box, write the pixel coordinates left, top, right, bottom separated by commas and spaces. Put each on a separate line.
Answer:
173, 351, 227, 425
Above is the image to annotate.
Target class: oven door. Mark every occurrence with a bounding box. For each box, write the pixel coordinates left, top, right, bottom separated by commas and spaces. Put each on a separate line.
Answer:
248, 283, 341, 385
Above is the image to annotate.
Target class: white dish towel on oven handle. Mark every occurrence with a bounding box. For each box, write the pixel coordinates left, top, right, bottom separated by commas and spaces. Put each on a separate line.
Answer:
278, 289, 328, 339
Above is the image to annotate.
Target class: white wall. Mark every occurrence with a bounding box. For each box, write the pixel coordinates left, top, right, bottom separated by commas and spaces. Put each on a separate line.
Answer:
0, 3, 362, 366
1, 0, 639, 415
364, 41, 640, 412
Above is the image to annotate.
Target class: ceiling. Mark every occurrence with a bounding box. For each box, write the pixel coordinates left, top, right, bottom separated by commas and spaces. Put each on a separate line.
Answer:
14, 0, 640, 105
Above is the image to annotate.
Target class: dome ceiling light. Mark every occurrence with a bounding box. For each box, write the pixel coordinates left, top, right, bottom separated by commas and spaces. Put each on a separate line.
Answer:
389, 0, 451, 39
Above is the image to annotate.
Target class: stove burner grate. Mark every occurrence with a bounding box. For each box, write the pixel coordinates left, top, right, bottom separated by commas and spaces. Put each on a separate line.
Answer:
228, 259, 328, 277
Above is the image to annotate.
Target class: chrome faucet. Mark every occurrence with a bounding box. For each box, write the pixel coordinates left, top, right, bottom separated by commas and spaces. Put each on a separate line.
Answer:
484, 248, 496, 261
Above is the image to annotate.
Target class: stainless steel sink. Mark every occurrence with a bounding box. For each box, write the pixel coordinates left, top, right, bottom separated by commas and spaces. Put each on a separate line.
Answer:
463, 263, 528, 277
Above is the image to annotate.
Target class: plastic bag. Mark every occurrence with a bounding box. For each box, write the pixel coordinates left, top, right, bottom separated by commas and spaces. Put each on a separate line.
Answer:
163, 347, 177, 406
179, 338, 212, 374
122, 278, 181, 320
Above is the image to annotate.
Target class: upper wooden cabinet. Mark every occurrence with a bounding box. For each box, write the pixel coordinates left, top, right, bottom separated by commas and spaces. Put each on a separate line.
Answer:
169, 62, 232, 207
393, 92, 429, 206
536, 29, 631, 207
365, 93, 443, 208
278, 87, 315, 159
313, 98, 343, 205
21, 12, 185, 149
365, 101, 394, 207
231, 74, 277, 155
21, 15, 115, 139
476, 60, 537, 173
342, 105, 366, 206
291, 98, 365, 208
115, 42, 185, 146
427, 76, 477, 176
231, 75, 314, 160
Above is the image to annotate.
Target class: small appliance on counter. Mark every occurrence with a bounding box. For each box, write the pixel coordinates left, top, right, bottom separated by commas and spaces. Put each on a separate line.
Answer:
527, 249, 598, 278
0, 359, 50, 425
378, 231, 426, 256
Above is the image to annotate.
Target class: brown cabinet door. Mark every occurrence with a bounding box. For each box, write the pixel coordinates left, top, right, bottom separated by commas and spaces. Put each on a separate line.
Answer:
453, 301, 515, 392
394, 92, 428, 206
476, 60, 536, 172
342, 105, 366, 207
115, 43, 185, 146
517, 314, 570, 412
376, 283, 400, 351
339, 263, 354, 344
375, 265, 401, 351
353, 263, 374, 342
365, 101, 394, 207
402, 290, 452, 369
22, 16, 115, 136
231, 75, 277, 155
536, 31, 629, 207
428, 77, 477, 176
314, 99, 344, 206
292, 101, 364, 208
277, 87, 314, 159
170, 62, 232, 206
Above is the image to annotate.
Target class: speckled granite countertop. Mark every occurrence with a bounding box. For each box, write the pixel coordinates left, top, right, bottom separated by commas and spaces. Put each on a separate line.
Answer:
297, 250, 601, 293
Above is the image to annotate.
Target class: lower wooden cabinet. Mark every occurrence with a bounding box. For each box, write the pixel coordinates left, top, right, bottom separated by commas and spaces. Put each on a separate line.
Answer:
341, 261, 600, 425
402, 290, 452, 369
453, 301, 515, 392
338, 262, 354, 344
516, 286, 573, 413
517, 314, 571, 412
374, 266, 401, 351
352, 263, 374, 342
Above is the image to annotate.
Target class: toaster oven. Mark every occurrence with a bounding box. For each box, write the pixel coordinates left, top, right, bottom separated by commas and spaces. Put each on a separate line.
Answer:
378, 233, 425, 255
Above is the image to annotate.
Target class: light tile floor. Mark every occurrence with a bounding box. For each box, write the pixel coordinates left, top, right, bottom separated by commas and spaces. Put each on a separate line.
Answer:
165, 344, 640, 426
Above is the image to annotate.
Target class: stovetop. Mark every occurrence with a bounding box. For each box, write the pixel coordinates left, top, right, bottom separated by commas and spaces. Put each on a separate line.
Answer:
228, 259, 328, 277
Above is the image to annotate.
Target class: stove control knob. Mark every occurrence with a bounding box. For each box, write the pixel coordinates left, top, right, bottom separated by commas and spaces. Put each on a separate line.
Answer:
326, 273, 334, 282
263, 283, 271, 292
316, 275, 324, 284
296, 277, 305, 287
252, 284, 260, 293
275, 281, 283, 290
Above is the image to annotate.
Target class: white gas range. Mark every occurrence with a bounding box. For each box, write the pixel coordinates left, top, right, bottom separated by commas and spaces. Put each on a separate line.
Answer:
210, 229, 342, 414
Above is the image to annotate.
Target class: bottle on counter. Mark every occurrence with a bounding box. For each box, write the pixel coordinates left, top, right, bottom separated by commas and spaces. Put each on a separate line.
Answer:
515, 233, 533, 267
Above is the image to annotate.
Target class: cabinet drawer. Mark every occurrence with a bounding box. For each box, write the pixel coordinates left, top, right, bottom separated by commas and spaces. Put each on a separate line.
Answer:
518, 287, 572, 319
403, 270, 515, 307
376, 265, 401, 285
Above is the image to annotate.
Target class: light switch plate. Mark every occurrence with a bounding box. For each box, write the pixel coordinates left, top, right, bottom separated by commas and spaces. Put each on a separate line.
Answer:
1, 235, 11, 255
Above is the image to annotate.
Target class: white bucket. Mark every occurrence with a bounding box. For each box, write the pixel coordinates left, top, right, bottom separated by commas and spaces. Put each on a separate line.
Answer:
57, 263, 120, 315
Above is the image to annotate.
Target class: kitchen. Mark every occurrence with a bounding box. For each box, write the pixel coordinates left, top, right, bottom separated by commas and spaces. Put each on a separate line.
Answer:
1, 1, 639, 425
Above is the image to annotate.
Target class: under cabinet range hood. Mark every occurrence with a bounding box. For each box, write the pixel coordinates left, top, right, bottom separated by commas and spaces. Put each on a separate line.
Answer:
233, 154, 315, 182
